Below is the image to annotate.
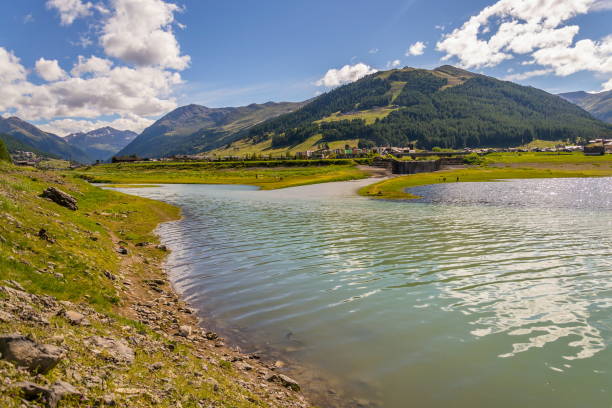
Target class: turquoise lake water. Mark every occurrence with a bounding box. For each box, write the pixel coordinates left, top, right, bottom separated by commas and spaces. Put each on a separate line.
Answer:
115, 177, 612, 407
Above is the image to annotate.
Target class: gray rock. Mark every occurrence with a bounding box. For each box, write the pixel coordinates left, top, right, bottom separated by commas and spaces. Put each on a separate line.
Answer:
85, 336, 135, 364
13, 381, 54, 406
0, 334, 64, 374
104, 270, 117, 280
116, 246, 128, 255
60, 310, 90, 326
267, 374, 301, 391
51, 380, 81, 400
40, 187, 78, 211
178, 325, 192, 337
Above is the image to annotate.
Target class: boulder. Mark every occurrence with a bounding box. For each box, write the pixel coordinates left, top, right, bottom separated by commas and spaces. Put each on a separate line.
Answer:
0, 334, 64, 374
267, 374, 301, 391
51, 380, 81, 402
60, 310, 90, 326
13, 381, 54, 406
13, 380, 81, 408
40, 187, 78, 211
85, 336, 135, 364
178, 325, 192, 337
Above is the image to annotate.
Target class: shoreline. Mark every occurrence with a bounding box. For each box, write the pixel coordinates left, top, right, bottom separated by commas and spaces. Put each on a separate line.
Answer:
0, 162, 312, 408
358, 166, 612, 200
110, 177, 390, 408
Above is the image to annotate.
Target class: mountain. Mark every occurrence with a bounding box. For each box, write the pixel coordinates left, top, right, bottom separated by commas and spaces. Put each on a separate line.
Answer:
558, 90, 612, 123
238, 65, 611, 150
0, 117, 91, 163
65, 127, 138, 162
117, 101, 306, 158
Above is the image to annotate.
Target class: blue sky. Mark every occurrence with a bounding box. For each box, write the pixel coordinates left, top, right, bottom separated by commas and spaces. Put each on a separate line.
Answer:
0, 0, 610, 135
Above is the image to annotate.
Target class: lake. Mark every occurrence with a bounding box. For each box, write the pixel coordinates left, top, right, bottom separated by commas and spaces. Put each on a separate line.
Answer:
113, 177, 612, 407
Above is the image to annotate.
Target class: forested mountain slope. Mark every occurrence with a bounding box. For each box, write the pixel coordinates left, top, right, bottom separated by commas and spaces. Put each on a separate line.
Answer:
243, 65, 611, 150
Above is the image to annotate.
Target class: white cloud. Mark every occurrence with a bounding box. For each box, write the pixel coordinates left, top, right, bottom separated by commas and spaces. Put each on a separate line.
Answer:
369, 48, 379, 54
35, 58, 68, 82
40, 115, 154, 136
0, 0, 193, 134
504, 68, 553, 81
435, 24, 446, 31
100, 0, 190, 70
0, 48, 27, 84
71, 55, 113, 77
602, 78, 612, 91
591, 0, 612, 11
406, 41, 426, 56
315, 63, 378, 87
23, 14, 34, 24
46, 0, 93, 25
531, 36, 612, 76
0, 46, 181, 129
387, 60, 402, 69
435, 0, 612, 91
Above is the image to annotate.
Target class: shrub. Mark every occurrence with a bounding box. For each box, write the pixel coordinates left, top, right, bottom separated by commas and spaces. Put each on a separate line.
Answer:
0, 139, 11, 163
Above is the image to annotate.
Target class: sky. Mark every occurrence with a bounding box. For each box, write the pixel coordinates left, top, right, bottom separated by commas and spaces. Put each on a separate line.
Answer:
0, 0, 610, 136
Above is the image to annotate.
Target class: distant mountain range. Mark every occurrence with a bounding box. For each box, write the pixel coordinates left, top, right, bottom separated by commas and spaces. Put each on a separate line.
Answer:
65, 127, 137, 162
0, 116, 90, 163
558, 90, 612, 123
2, 66, 610, 162
116, 102, 306, 158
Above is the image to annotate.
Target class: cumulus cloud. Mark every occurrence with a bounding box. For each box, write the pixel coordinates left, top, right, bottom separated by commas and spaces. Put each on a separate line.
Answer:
0, 0, 194, 134
436, 0, 612, 90
315, 63, 378, 87
387, 60, 402, 69
100, 0, 190, 70
35, 58, 68, 82
46, 0, 93, 25
406, 41, 426, 56
0, 46, 181, 128
39, 115, 154, 136
71, 55, 113, 77
0, 48, 27, 84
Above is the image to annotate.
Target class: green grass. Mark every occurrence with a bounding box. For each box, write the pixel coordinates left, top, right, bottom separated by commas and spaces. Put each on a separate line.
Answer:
0, 161, 178, 311
359, 167, 612, 200
486, 151, 612, 164
75, 161, 369, 190
316, 107, 398, 125
516, 139, 565, 149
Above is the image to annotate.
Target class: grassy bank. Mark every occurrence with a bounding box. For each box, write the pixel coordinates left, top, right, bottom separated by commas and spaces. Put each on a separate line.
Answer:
486, 151, 612, 165
359, 167, 612, 200
0, 162, 309, 408
74, 162, 369, 190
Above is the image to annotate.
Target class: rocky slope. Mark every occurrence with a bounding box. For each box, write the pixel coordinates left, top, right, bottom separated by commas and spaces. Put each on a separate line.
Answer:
558, 90, 612, 123
117, 102, 305, 158
0, 117, 90, 163
65, 127, 138, 162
